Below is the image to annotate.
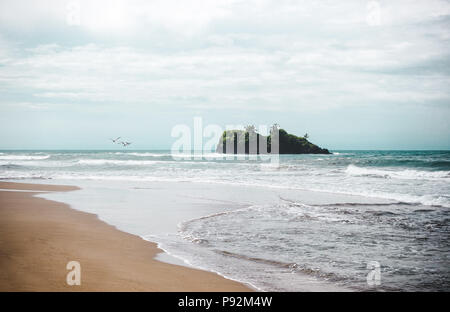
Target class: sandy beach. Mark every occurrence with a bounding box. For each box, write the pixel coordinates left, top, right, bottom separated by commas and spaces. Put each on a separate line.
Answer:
0, 182, 251, 291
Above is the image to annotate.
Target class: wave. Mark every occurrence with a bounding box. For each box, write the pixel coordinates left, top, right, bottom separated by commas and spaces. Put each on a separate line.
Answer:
76, 158, 230, 166
142, 236, 264, 291
1, 168, 448, 208
279, 196, 407, 207
0, 155, 50, 160
0, 160, 79, 168
0, 174, 50, 180
177, 178, 450, 208
114, 152, 172, 157
342, 158, 450, 170
429, 160, 450, 168
5, 170, 447, 208
320, 189, 450, 208
214, 249, 344, 283
0, 164, 24, 169
111, 152, 226, 159
77, 159, 162, 166
346, 165, 449, 180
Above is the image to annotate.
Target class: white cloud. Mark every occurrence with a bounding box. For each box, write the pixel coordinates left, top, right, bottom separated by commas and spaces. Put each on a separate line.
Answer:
1, 42, 448, 113
0, 0, 449, 114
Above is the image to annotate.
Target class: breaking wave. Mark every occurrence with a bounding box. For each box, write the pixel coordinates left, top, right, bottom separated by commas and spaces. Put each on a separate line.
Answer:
0, 155, 50, 160
346, 164, 450, 180
77, 159, 162, 166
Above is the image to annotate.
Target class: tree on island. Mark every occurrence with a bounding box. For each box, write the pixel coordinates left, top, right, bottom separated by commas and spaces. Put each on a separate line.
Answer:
245, 125, 257, 134
216, 124, 330, 154
270, 123, 280, 135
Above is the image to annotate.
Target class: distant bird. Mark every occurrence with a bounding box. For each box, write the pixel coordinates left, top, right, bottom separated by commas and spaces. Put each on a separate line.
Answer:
110, 137, 121, 143
120, 141, 132, 147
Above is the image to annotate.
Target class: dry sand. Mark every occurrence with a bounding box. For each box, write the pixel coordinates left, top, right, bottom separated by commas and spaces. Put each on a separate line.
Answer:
0, 182, 251, 291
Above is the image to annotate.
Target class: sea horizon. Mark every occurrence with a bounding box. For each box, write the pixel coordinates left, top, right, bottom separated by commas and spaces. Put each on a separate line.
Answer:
1, 149, 450, 152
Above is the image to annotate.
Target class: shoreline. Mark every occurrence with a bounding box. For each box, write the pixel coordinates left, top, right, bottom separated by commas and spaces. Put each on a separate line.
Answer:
4, 179, 368, 292
0, 181, 252, 291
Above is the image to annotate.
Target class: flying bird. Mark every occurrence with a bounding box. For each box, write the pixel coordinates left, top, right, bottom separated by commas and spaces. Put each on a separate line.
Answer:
120, 141, 132, 147
110, 137, 121, 143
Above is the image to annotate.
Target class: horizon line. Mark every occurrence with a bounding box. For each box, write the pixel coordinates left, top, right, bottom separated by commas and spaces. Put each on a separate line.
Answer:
1, 149, 449, 152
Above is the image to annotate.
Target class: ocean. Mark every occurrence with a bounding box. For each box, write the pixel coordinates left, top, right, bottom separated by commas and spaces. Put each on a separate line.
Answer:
1, 150, 449, 291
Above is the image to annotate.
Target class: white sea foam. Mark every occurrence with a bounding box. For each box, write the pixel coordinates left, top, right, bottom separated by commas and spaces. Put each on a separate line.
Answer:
0, 155, 50, 160
77, 159, 162, 165
346, 164, 449, 180
2, 170, 448, 207
324, 188, 450, 208
121, 152, 172, 157
0, 160, 72, 168
0, 170, 49, 180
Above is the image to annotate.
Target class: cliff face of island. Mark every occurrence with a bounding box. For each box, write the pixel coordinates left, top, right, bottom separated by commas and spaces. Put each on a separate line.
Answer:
216, 128, 331, 154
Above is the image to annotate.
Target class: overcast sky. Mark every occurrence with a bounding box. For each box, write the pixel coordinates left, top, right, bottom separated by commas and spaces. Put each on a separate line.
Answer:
0, 0, 449, 150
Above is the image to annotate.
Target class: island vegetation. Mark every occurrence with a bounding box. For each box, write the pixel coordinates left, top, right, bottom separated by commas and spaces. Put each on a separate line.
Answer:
216, 124, 330, 154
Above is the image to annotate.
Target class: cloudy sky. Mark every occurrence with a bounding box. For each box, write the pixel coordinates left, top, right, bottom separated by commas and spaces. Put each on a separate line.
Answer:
0, 0, 449, 149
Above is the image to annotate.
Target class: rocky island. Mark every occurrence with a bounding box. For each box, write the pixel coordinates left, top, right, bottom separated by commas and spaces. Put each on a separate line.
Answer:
216, 126, 331, 154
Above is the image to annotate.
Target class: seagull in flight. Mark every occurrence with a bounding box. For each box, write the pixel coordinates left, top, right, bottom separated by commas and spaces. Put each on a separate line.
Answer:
110, 137, 121, 143
120, 141, 132, 147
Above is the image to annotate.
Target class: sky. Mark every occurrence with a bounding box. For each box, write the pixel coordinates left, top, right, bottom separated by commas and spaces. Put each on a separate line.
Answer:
0, 0, 449, 150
